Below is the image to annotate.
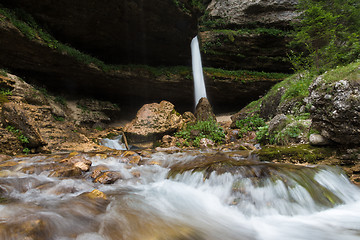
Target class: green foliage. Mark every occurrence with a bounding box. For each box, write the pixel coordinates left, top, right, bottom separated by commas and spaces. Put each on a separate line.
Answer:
256, 116, 310, 145
199, 11, 229, 30
172, 0, 206, 14
0, 88, 12, 105
77, 104, 89, 112
235, 115, 266, 137
36, 87, 49, 97
6, 125, 29, 144
240, 72, 315, 120
256, 125, 272, 144
54, 96, 67, 106
175, 120, 225, 147
213, 28, 289, 37
0, 89, 12, 96
320, 61, 360, 85
0, 69, 8, 77
257, 144, 335, 163
274, 122, 306, 145
204, 67, 290, 82
53, 115, 65, 122
290, 0, 360, 72
0, 7, 115, 72
95, 126, 103, 131
22, 148, 30, 154
280, 71, 315, 102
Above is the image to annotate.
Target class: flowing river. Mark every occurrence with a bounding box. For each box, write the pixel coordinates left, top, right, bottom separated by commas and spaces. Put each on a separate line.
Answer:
0, 149, 360, 240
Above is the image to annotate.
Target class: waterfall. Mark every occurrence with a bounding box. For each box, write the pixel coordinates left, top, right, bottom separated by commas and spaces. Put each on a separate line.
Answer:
191, 36, 207, 106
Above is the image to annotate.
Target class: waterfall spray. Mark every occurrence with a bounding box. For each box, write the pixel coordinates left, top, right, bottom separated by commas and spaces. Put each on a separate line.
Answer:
191, 36, 207, 106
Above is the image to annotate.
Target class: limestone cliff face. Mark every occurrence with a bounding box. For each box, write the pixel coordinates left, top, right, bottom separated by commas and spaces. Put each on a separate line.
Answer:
0, 0, 294, 113
200, 0, 299, 72
207, 0, 298, 28
1, 0, 199, 66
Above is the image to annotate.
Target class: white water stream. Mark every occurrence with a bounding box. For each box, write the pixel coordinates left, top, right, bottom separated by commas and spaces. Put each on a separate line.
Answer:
0, 150, 360, 239
99, 135, 127, 150
191, 36, 207, 106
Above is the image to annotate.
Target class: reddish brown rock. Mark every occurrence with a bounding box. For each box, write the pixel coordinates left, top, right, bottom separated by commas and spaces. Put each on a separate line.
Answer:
93, 171, 124, 184
123, 101, 183, 147
91, 165, 110, 179
59, 155, 92, 172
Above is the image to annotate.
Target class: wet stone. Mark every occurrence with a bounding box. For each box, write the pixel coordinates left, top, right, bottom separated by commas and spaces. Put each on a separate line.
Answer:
91, 165, 110, 179
93, 171, 124, 184
59, 155, 92, 172
48, 166, 83, 178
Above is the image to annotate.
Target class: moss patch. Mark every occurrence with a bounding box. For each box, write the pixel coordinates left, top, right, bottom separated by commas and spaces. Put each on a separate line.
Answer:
204, 67, 290, 82
256, 144, 336, 163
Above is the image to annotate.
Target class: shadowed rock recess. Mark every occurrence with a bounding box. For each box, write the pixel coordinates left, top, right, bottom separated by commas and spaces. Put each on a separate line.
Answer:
0, 0, 199, 66
0, 0, 293, 112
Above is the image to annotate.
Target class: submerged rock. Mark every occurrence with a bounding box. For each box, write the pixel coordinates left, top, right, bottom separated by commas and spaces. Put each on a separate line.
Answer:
93, 171, 124, 184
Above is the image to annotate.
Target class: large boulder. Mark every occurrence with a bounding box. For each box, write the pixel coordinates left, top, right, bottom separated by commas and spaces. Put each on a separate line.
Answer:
308, 67, 360, 145
123, 101, 183, 147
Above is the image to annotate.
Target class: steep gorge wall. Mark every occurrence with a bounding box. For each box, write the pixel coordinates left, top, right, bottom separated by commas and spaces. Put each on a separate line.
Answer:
199, 0, 299, 72
0, 0, 297, 113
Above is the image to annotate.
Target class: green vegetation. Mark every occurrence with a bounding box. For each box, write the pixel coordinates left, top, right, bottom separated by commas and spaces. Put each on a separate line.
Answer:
0, 69, 8, 77
54, 96, 67, 106
211, 28, 289, 37
175, 120, 226, 147
172, 0, 207, 15
6, 125, 29, 144
77, 104, 89, 112
234, 112, 311, 145
0, 6, 115, 72
239, 72, 315, 118
53, 115, 65, 122
318, 61, 360, 85
95, 126, 103, 131
256, 117, 310, 145
36, 87, 50, 97
235, 115, 266, 137
290, 0, 360, 73
257, 144, 335, 163
199, 11, 230, 30
204, 67, 290, 82
22, 147, 30, 154
0, 88, 12, 105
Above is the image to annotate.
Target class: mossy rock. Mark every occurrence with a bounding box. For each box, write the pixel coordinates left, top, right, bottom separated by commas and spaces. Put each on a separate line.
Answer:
256, 144, 336, 163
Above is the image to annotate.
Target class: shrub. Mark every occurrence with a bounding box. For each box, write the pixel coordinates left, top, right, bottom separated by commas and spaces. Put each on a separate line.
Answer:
175, 120, 225, 147
6, 125, 29, 144
235, 115, 266, 137
256, 117, 311, 145
290, 0, 360, 73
